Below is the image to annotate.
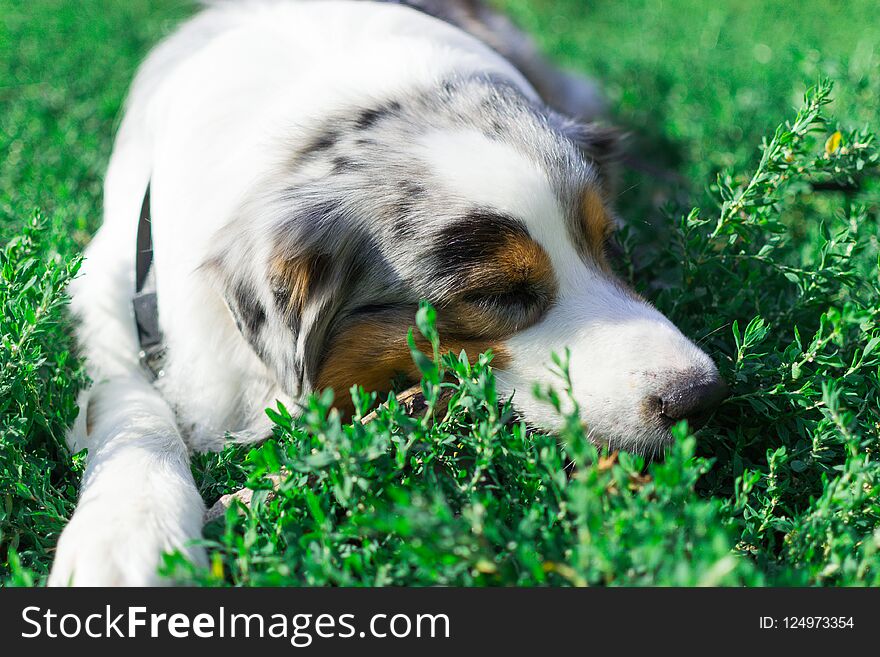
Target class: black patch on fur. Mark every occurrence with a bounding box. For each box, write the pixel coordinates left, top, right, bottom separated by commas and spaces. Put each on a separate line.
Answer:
272, 285, 291, 319
225, 283, 267, 359
387, 185, 423, 237
349, 301, 409, 317
388, 201, 415, 236
332, 156, 365, 173
302, 129, 339, 157
391, 214, 411, 237
355, 108, 383, 130
307, 252, 334, 297
557, 119, 622, 169
431, 209, 529, 278
355, 101, 402, 130
232, 283, 266, 336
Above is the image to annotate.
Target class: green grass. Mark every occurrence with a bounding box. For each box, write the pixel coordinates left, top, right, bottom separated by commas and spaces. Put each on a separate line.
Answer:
2, 0, 879, 586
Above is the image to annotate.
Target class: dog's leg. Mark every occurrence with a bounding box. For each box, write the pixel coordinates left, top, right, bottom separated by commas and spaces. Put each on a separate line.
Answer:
48, 378, 206, 586
49, 229, 206, 586
49, 89, 206, 584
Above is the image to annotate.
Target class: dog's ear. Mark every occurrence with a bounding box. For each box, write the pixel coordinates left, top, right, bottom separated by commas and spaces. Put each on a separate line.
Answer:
212, 246, 344, 398
559, 120, 625, 194
566, 122, 624, 166
562, 119, 626, 170
265, 242, 343, 394
205, 202, 351, 398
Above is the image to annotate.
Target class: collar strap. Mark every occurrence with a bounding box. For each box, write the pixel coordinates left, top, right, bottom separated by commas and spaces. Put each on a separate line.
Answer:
132, 182, 166, 379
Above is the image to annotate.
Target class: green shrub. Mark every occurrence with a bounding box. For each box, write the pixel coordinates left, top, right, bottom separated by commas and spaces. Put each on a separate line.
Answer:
0, 217, 85, 582
166, 304, 761, 586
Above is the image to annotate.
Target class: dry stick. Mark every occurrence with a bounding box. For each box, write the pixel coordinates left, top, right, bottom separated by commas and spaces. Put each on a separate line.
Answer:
204, 385, 452, 523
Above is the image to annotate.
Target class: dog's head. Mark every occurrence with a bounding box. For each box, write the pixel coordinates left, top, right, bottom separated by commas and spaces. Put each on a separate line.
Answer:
213, 76, 723, 452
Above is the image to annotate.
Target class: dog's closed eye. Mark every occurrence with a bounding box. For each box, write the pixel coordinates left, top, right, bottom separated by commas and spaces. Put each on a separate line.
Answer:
463, 285, 541, 307
460, 283, 552, 334
427, 211, 558, 338
349, 301, 407, 317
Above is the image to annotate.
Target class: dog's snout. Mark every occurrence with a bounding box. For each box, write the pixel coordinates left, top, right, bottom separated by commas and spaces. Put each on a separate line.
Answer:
651, 371, 727, 428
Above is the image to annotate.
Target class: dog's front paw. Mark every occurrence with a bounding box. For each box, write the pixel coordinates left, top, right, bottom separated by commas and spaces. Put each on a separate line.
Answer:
48, 491, 206, 587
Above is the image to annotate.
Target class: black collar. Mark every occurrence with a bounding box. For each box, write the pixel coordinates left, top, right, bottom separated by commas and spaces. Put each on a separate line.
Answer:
132, 183, 166, 379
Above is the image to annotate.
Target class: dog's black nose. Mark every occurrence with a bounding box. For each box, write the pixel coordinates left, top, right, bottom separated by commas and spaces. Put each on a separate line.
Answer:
655, 373, 727, 428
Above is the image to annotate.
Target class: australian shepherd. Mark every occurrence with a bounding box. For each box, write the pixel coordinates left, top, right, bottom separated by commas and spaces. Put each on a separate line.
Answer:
50, 0, 724, 585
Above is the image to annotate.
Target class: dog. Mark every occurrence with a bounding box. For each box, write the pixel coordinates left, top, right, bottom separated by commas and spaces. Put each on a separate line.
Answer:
48, 0, 724, 586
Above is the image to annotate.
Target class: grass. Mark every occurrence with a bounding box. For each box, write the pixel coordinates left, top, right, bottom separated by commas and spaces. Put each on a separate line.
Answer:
1, 0, 879, 586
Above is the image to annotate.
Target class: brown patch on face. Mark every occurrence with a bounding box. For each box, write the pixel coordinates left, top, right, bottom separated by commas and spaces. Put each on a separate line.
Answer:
472, 230, 554, 290
316, 309, 509, 416
579, 188, 614, 266
269, 250, 330, 323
